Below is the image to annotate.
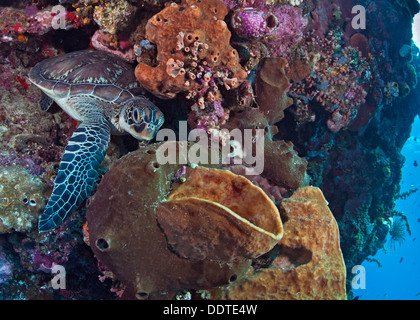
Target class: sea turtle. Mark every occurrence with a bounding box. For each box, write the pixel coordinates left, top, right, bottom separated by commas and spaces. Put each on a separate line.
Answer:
29, 50, 165, 232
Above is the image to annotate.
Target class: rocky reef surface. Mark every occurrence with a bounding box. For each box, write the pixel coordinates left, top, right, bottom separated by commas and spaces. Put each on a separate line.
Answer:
0, 0, 419, 299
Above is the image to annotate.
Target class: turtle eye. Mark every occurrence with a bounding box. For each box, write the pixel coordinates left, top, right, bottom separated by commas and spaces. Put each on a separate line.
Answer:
133, 108, 140, 122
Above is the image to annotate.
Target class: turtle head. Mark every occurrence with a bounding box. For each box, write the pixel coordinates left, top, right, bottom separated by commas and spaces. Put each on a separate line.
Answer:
119, 97, 164, 140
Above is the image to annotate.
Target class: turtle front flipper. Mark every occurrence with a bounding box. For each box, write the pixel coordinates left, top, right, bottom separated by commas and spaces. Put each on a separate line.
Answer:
39, 115, 111, 232
40, 92, 53, 111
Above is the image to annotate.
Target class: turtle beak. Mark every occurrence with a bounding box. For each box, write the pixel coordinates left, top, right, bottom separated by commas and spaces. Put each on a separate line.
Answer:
134, 122, 158, 140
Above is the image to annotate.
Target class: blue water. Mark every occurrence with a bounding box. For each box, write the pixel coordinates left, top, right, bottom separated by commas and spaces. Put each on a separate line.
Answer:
353, 116, 420, 300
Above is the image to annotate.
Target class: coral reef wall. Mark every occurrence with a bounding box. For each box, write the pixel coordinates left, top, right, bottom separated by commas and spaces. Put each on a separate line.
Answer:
275, 0, 420, 295
0, 0, 419, 300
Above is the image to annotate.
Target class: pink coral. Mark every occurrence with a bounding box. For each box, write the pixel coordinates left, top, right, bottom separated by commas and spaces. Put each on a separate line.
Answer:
265, 5, 308, 57
91, 30, 135, 62
229, 3, 307, 58
231, 8, 279, 39
196, 98, 228, 131
0, 5, 91, 43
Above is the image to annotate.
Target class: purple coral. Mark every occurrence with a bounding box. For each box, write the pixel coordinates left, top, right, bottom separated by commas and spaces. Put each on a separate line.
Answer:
24, 4, 40, 18
0, 152, 44, 176
231, 8, 279, 39
0, 251, 13, 285
265, 5, 308, 56
196, 98, 228, 133
230, 3, 307, 57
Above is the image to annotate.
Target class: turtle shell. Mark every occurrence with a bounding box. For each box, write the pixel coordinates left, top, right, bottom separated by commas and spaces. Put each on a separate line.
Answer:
29, 50, 145, 104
